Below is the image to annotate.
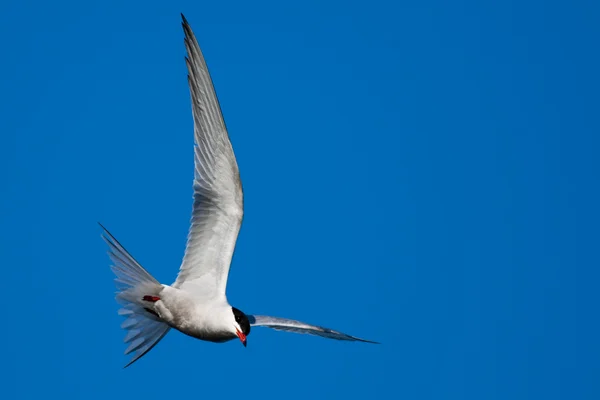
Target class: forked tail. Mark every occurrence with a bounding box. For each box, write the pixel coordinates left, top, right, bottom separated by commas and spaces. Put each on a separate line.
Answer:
99, 223, 171, 368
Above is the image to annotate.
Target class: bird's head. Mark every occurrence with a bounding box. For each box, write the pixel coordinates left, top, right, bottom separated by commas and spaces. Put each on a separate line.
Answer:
231, 307, 251, 347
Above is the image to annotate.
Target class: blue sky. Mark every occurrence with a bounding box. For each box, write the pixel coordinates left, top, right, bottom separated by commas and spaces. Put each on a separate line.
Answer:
1, 0, 598, 398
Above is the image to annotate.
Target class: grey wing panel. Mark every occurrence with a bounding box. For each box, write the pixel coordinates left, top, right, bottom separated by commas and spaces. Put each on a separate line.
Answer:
248, 315, 378, 343
174, 15, 243, 297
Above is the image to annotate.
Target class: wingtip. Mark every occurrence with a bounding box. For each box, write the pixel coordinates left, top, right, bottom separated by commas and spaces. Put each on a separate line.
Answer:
98, 222, 113, 239
181, 13, 189, 28
98, 223, 117, 244
98, 222, 107, 236
351, 335, 380, 344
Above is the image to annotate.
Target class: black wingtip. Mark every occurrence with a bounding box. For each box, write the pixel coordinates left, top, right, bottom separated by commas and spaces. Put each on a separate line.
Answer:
98, 221, 108, 235
97, 222, 117, 244
98, 221, 114, 235
349, 336, 380, 344
181, 13, 192, 39
181, 13, 189, 29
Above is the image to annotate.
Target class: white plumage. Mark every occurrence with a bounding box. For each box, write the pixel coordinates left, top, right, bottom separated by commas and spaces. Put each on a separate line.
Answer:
101, 14, 376, 368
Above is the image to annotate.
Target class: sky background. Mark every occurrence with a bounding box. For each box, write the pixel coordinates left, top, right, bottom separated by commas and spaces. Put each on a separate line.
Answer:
1, 0, 599, 399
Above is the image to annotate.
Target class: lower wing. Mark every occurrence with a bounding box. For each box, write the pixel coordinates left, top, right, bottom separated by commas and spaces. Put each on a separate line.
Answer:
248, 315, 379, 344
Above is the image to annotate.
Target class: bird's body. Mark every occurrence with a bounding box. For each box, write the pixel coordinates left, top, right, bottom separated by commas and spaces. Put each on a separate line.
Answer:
101, 14, 376, 368
147, 286, 235, 343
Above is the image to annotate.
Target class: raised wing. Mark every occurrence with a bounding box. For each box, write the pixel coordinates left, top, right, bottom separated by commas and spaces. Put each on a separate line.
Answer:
248, 315, 379, 343
173, 14, 243, 298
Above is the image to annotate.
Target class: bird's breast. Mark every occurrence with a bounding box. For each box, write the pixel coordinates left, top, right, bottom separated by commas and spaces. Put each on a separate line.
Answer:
159, 286, 235, 342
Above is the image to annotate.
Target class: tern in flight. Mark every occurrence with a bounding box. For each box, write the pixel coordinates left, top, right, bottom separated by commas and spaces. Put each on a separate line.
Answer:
101, 14, 377, 367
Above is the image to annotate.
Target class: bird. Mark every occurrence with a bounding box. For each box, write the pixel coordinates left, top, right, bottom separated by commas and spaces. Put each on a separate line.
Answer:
100, 13, 377, 368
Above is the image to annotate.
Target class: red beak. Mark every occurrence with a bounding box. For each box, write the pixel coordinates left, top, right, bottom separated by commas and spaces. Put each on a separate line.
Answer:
236, 328, 247, 347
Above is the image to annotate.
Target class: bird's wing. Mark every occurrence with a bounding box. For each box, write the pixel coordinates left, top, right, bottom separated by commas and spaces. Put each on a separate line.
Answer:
173, 14, 243, 298
248, 315, 378, 343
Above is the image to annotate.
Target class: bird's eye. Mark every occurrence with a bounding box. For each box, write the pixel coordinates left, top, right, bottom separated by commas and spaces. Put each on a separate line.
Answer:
235, 316, 240, 322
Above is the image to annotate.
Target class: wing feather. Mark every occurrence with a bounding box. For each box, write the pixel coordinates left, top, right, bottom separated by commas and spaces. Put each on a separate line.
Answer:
248, 315, 379, 343
173, 14, 243, 298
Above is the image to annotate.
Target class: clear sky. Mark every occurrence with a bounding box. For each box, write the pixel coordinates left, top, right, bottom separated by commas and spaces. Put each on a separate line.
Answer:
1, 0, 598, 399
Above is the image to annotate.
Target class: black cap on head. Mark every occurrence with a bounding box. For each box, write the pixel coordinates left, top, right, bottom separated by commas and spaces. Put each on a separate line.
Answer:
232, 307, 251, 336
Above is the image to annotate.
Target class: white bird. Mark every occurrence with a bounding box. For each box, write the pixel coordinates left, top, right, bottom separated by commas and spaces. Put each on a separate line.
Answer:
101, 14, 377, 368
